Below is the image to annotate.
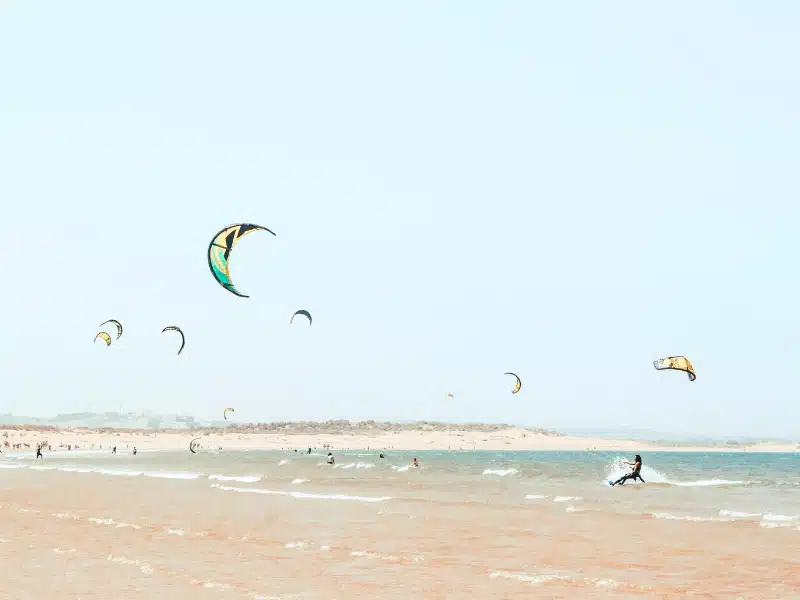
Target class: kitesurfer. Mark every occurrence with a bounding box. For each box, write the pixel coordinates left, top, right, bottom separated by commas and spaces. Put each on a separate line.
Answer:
307, 448, 312, 454
611, 455, 644, 486
327, 452, 335, 465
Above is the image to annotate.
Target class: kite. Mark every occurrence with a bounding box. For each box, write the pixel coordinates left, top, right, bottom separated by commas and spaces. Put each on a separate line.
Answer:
189, 437, 201, 454
223, 407, 234, 420
161, 326, 185, 355
100, 319, 123, 339
653, 356, 696, 381
207, 223, 275, 298
504, 372, 522, 394
290, 309, 312, 325
94, 332, 112, 346
446, 393, 454, 400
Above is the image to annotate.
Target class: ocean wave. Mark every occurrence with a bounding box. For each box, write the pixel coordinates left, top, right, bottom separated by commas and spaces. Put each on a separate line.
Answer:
144, 471, 201, 480
669, 478, 748, 487
490, 570, 651, 590
762, 513, 798, 522
650, 512, 718, 522
334, 462, 373, 470
208, 474, 262, 483
291, 478, 309, 484
524, 494, 547, 500
553, 496, 582, 503
482, 468, 518, 476
95, 469, 143, 477
719, 509, 761, 519
210, 483, 391, 503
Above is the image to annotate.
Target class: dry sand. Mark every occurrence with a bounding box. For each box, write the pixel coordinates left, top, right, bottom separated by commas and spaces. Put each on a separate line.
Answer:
2, 423, 796, 454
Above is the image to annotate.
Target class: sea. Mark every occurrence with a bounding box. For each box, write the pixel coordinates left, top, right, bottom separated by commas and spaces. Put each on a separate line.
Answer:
1, 448, 798, 598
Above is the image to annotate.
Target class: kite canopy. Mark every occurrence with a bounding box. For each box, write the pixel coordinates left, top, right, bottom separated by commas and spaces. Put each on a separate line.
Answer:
94, 332, 112, 346
446, 393, 454, 400
223, 407, 235, 420
100, 319, 123, 339
653, 356, 696, 381
161, 326, 185, 355
207, 223, 275, 298
290, 309, 312, 325
504, 372, 522, 394
189, 437, 201, 454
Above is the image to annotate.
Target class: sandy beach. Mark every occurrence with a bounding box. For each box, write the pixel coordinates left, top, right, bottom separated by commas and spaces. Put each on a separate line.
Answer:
2, 423, 796, 455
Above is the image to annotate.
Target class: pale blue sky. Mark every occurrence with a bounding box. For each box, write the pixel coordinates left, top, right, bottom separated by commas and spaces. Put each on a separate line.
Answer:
1, 2, 798, 437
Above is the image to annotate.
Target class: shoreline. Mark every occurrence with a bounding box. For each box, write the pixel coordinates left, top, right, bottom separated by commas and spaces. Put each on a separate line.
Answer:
2, 424, 797, 454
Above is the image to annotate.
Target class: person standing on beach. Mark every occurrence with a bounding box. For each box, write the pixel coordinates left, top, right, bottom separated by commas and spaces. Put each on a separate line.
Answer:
611, 454, 644, 486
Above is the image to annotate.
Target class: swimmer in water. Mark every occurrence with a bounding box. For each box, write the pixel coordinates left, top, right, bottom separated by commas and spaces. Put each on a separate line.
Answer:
412, 457, 419, 468
611, 454, 645, 486
327, 452, 335, 465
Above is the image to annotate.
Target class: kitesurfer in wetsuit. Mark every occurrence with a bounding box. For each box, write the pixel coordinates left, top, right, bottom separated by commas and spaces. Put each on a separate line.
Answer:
611, 455, 644, 485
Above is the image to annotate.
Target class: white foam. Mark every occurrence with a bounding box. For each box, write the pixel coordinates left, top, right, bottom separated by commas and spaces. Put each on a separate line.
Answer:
762, 513, 798, 522
392, 465, 411, 472
291, 478, 309, 484
650, 512, 717, 522
96, 469, 143, 477
482, 468, 518, 476
107, 554, 154, 575
553, 496, 582, 503
167, 528, 185, 536
525, 494, 547, 500
719, 509, 761, 519
489, 571, 571, 585
58, 467, 94, 473
210, 483, 391, 503
278, 459, 291, 466
285, 541, 307, 549
670, 479, 747, 487
335, 462, 373, 470
565, 506, 585, 513
0, 463, 25, 469
208, 474, 262, 483
145, 471, 201, 480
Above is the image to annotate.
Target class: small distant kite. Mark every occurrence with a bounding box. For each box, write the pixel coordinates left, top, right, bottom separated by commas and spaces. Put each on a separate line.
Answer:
223, 407, 235, 420
504, 372, 522, 394
446, 393, 455, 400
189, 437, 201, 454
161, 326, 185, 355
100, 319, 123, 339
94, 332, 112, 346
207, 223, 275, 298
290, 309, 312, 325
653, 356, 696, 381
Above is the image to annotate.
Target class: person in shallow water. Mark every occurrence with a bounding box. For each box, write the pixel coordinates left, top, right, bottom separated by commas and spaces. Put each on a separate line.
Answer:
36, 444, 43, 459
611, 454, 644, 485
327, 452, 335, 465
412, 457, 419, 468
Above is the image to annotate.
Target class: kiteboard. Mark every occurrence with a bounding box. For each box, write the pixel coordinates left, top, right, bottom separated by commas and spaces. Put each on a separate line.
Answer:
608, 480, 614, 486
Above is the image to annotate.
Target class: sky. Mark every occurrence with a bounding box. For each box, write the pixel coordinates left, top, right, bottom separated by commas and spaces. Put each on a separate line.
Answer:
1, 2, 798, 437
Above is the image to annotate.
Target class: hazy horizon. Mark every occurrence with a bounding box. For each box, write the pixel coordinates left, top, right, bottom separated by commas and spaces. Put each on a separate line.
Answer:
2, 3, 799, 438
